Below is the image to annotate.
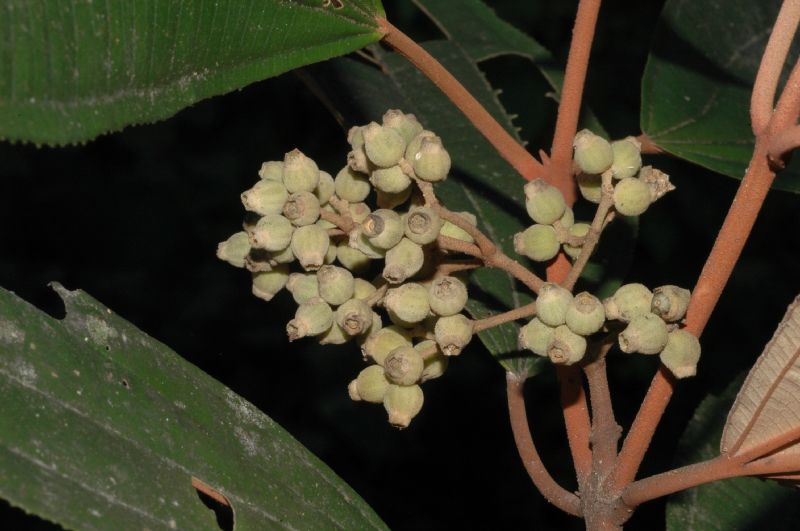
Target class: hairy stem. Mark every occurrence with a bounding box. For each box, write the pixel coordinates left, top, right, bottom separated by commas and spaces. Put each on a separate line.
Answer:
770, 55, 800, 134
378, 19, 544, 181
473, 302, 537, 333
768, 123, 800, 160
584, 342, 621, 478
557, 365, 593, 486
506, 373, 583, 517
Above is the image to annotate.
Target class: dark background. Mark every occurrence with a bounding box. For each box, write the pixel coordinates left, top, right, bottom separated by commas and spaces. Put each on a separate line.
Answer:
3, 1, 800, 529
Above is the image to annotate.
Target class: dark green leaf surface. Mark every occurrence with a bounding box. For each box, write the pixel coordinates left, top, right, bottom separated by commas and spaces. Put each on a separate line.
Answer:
642, 0, 800, 193
0, 0, 384, 145
0, 284, 386, 531
666, 376, 800, 530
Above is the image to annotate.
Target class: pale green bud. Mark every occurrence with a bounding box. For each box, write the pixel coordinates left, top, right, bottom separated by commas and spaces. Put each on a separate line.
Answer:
573, 129, 613, 175
282, 149, 319, 193
557, 207, 575, 229
412, 136, 450, 182
349, 228, 387, 260
266, 245, 296, 265
548, 325, 587, 365
314, 170, 335, 205
249, 215, 294, 252
335, 166, 371, 203
319, 322, 349, 345
619, 312, 668, 355
562, 223, 590, 260
251, 265, 290, 302
291, 224, 330, 271
241, 179, 288, 216
370, 165, 411, 194
217, 231, 251, 268
417, 340, 448, 382
347, 125, 365, 148
514, 224, 559, 262
361, 325, 413, 366
349, 365, 390, 403
384, 384, 424, 429
524, 179, 567, 225
611, 137, 642, 180
383, 238, 424, 284
384, 346, 424, 386
518, 318, 554, 356
385, 283, 430, 326
382, 109, 423, 145
286, 272, 319, 305
363, 122, 406, 168
577, 173, 602, 204
363, 209, 404, 250
376, 187, 412, 210
353, 278, 377, 300
335, 298, 373, 336
317, 265, 354, 306
404, 130, 436, 161
336, 241, 371, 273
324, 242, 337, 264
287, 297, 333, 341
347, 145, 371, 174
428, 276, 468, 317
283, 191, 321, 226
651, 285, 691, 323
613, 177, 652, 216
565, 292, 605, 336
660, 329, 701, 379
404, 207, 442, 245
258, 160, 283, 182
348, 202, 371, 223
434, 314, 473, 356
535, 283, 574, 327
604, 283, 653, 322
438, 211, 477, 244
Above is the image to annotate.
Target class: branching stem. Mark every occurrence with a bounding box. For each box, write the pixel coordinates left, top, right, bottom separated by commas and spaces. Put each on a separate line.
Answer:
472, 302, 537, 333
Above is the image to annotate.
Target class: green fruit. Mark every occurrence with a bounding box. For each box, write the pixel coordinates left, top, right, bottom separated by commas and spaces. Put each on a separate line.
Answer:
314, 170, 335, 205
363, 209, 404, 250
266, 245, 296, 265
347, 145, 370, 174
404, 206, 442, 245
317, 265, 355, 306
557, 207, 575, 229
249, 214, 294, 252
384, 346, 424, 385
524, 179, 567, 225
349, 228, 387, 260
370, 165, 411, 194
548, 325, 587, 365
518, 318, 554, 357
618, 313, 668, 354
283, 191, 321, 226
577, 173, 602, 204
383, 237, 424, 284
412, 136, 450, 182
217, 231, 251, 268
347, 125, 365, 148
434, 314, 473, 356
258, 160, 283, 182
335, 166, 371, 203
404, 130, 436, 161
376, 187, 412, 210
514, 224, 559, 262
385, 283, 430, 326
565, 292, 605, 336
382, 109, 423, 144
353, 278, 377, 300
251, 265, 290, 302
573, 129, 613, 175
324, 242, 337, 264
336, 241, 372, 273
659, 329, 701, 379
282, 149, 320, 193
240, 179, 288, 216
319, 322, 349, 345
349, 365, 390, 403
384, 384, 424, 429
604, 283, 653, 322
286, 272, 319, 305
428, 276, 468, 317
363, 122, 406, 168
611, 137, 642, 180
418, 340, 448, 382
651, 285, 691, 322
438, 211, 477, 244
348, 202, 371, 223
361, 325, 413, 366
291, 224, 330, 271
562, 223, 590, 260
613, 177, 652, 216
535, 283, 574, 327
335, 298, 373, 336
286, 297, 333, 341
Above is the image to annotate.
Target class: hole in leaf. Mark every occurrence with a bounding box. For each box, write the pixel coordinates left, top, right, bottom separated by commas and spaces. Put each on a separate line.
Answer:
120, 378, 129, 389
193, 477, 234, 531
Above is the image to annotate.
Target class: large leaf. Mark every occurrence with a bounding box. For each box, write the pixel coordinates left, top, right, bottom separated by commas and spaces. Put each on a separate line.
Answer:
641, 0, 800, 193
0, 284, 386, 530
666, 374, 800, 530
721, 293, 800, 458
0, 0, 384, 145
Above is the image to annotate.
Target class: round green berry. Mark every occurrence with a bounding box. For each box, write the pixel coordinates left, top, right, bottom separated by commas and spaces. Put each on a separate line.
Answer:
613, 177, 652, 216
573, 129, 613, 175
514, 224, 559, 262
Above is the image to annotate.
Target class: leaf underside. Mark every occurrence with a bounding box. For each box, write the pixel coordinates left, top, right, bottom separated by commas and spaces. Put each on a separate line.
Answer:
722, 293, 800, 458
0, 0, 384, 145
0, 284, 386, 531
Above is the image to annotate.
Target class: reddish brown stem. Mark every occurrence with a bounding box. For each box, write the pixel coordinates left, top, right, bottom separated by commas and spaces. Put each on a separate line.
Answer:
547, 0, 602, 205
557, 365, 593, 486
768, 123, 800, 160
506, 373, 583, 517
473, 302, 537, 333
378, 19, 544, 181
770, 55, 800, 134
584, 344, 621, 478
635, 133, 665, 155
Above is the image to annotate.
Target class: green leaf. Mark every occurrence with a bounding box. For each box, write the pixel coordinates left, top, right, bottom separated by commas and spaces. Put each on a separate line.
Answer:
641, 0, 800, 193
0, 284, 386, 531
666, 375, 800, 530
0, 0, 384, 145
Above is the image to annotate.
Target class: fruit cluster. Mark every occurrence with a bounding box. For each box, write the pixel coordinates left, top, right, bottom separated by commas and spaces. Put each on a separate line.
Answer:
217, 110, 477, 428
